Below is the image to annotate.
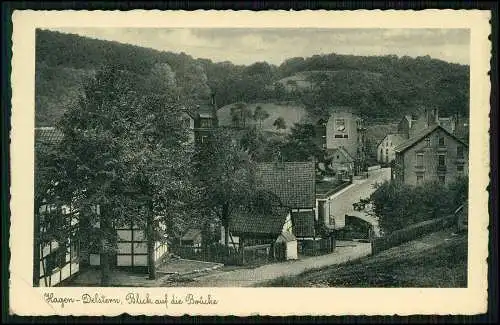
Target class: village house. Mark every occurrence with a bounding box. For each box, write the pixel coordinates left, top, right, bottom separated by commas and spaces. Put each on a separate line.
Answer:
180, 93, 219, 146
325, 110, 367, 175
392, 124, 468, 186
325, 147, 354, 179
34, 127, 170, 286
410, 108, 457, 138
377, 133, 406, 164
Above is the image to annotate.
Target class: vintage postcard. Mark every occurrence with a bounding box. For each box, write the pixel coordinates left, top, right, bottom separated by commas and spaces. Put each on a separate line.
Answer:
9, 10, 491, 316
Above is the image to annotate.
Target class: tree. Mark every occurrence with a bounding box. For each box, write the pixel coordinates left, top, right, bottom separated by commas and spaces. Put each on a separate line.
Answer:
193, 129, 256, 253
280, 123, 323, 162
273, 116, 287, 132
370, 179, 467, 234
253, 105, 270, 129
55, 65, 193, 284
230, 102, 253, 128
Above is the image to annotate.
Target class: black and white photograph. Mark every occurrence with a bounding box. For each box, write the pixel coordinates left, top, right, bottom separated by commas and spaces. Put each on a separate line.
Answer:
9, 10, 490, 316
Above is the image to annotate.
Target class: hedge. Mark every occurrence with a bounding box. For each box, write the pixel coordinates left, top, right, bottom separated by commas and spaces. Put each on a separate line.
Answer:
371, 214, 456, 254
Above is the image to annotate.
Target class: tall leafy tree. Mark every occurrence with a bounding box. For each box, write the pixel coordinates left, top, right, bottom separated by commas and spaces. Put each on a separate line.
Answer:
55, 64, 193, 284
253, 105, 270, 129
193, 129, 256, 252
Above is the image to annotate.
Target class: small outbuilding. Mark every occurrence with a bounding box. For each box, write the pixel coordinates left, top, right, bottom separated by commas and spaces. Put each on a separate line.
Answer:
275, 232, 298, 261
180, 228, 203, 248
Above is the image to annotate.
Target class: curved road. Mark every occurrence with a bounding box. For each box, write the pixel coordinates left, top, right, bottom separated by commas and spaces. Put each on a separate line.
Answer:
327, 168, 391, 233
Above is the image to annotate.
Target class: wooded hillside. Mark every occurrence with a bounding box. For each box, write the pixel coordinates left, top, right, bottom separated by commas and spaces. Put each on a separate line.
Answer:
35, 29, 469, 127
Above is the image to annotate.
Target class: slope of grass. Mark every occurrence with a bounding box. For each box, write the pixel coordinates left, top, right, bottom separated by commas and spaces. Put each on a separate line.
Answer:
217, 102, 308, 134
263, 228, 467, 288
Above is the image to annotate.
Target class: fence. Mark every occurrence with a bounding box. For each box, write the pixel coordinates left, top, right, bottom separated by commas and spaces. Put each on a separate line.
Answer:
371, 214, 457, 255
171, 243, 273, 266
299, 237, 336, 256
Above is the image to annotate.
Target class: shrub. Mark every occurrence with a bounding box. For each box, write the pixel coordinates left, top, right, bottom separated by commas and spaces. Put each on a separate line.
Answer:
371, 177, 468, 234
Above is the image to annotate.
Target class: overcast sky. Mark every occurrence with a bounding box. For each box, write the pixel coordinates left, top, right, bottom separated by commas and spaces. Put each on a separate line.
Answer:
51, 28, 470, 66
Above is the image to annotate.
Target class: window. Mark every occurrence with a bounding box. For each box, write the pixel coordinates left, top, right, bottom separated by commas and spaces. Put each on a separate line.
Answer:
457, 164, 464, 173
416, 174, 424, 184
336, 155, 340, 159
457, 146, 464, 158
200, 118, 212, 128
425, 137, 431, 147
343, 134, 348, 138
201, 135, 208, 144
438, 175, 445, 184
416, 153, 424, 167
385, 149, 389, 155
438, 154, 445, 166
438, 136, 445, 147
335, 119, 346, 132
334, 134, 343, 138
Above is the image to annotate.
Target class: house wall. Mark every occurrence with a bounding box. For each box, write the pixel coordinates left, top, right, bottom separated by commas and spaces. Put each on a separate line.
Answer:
397, 129, 468, 186
38, 204, 79, 287
377, 135, 398, 163
326, 112, 361, 159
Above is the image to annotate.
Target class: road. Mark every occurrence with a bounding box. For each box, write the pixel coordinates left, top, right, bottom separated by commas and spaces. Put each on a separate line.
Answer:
162, 241, 371, 287
327, 168, 391, 232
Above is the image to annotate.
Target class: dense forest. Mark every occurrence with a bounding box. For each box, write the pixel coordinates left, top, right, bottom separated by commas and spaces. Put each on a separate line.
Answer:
35, 29, 469, 127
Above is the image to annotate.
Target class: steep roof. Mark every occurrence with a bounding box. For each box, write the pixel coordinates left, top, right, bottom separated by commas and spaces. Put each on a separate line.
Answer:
291, 211, 316, 237
277, 231, 297, 242
35, 127, 64, 145
377, 133, 406, 148
255, 161, 316, 208
230, 206, 290, 238
325, 147, 354, 162
394, 124, 468, 153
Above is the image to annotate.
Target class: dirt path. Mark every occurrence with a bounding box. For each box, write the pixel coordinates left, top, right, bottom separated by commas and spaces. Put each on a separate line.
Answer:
162, 241, 371, 287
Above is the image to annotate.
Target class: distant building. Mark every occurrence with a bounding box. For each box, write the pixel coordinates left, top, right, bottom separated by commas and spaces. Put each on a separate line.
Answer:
393, 125, 468, 186
377, 133, 406, 164
397, 115, 417, 139
325, 147, 354, 178
181, 93, 219, 147
325, 110, 366, 174
410, 108, 456, 138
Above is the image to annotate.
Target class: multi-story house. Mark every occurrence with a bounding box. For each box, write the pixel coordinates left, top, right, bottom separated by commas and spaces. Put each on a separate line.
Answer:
377, 133, 406, 164
180, 93, 219, 146
392, 124, 468, 186
325, 110, 366, 175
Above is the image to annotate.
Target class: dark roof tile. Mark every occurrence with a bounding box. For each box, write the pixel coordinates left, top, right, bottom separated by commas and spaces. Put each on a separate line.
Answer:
256, 161, 315, 208
230, 206, 289, 237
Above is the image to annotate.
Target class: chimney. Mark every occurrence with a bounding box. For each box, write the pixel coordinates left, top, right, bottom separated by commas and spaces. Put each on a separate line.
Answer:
434, 108, 439, 124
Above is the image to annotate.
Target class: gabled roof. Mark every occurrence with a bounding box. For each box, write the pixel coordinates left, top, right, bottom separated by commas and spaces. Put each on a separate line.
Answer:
230, 206, 290, 238
277, 231, 297, 242
255, 161, 316, 208
325, 147, 354, 162
181, 228, 202, 241
291, 211, 316, 237
35, 127, 64, 145
377, 133, 406, 148
394, 124, 468, 153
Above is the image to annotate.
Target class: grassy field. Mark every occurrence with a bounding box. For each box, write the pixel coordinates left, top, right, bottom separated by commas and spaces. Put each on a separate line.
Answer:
263, 228, 467, 288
